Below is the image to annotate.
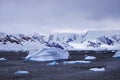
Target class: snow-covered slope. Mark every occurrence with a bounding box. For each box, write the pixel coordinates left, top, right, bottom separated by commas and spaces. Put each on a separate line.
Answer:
0, 30, 120, 51
44, 32, 87, 43
68, 30, 120, 50
0, 32, 43, 51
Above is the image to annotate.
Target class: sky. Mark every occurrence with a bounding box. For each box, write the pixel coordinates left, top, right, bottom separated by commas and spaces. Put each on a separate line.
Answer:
0, 0, 120, 34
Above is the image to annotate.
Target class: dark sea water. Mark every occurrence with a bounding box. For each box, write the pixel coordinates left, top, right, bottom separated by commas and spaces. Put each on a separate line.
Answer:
0, 50, 120, 80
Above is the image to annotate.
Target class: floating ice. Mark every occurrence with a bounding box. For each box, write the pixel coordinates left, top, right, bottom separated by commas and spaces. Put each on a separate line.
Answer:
0, 57, 7, 61
113, 51, 120, 58
89, 68, 105, 72
26, 47, 69, 61
84, 56, 96, 60
47, 61, 59, 66
63, 60, 91, 65
14, 71, 29, 75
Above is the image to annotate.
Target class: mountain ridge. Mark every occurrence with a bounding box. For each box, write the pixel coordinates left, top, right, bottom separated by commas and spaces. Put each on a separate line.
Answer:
0, 30, 120, 51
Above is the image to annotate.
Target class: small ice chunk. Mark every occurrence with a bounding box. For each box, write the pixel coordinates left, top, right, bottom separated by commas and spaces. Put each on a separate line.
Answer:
47, 61, 59, 66
84, 56, 96, 60
63, 60, 90, 65
113, 51, 120, 58
112, 50, 116, 52
15, 71, 29, 75
89, 68, 105, 72
0, 57, 7, 61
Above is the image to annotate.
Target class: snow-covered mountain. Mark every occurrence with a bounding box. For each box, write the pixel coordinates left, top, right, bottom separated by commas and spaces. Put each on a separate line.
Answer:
0, 32, 44, 51
43, 30, 120, 50
68, 30, 120, 50
0, 30, 120, 51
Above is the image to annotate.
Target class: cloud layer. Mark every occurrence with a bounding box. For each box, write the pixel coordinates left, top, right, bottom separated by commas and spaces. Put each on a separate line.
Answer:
0, 0, 120, 34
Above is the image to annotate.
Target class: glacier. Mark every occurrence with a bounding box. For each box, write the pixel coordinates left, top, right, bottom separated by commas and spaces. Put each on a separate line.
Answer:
0, 30, 120, 51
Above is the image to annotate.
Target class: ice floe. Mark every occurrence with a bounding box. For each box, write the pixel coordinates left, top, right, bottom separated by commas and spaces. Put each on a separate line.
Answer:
47, 61, 59, 66
89, 68, 105, 72
0, 57, 7, 61
63, 60, 91, 65
14, 70, 29, 75
84, 56, 96, 60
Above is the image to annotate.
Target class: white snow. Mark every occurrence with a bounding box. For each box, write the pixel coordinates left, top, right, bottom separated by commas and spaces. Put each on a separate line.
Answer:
84, 56, 96, 60
67, 30, 120, 51
89, 68, 105, 72
113, 51, 120, 57
47, 61, 59, 66
85, 30, 120, 40
0, 57, 7, 61
14, 71, 29, 75
26, 46, 69, 61
0, 41, 43, 52
68, 43, 81, 49
68, 41, 120, 51
63, 60, 91, 65
0, 30, 120, 52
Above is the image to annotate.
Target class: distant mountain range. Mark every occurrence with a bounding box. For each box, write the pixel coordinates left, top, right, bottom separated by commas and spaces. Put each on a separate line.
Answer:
0, 30, 120, 51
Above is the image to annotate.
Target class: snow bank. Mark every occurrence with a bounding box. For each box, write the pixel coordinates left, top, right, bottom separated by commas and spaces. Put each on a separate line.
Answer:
113, 51, 120, 58
84, 56, 96, 60
63, 60, 91, 65
89, 68, 105, 72
26, 46, 69, 61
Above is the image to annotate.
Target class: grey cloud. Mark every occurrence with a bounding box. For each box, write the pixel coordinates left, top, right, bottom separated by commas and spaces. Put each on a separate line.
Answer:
0, 0, 120, 34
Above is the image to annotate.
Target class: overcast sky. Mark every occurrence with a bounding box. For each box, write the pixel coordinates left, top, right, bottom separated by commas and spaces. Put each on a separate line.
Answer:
0, 0, 120, 34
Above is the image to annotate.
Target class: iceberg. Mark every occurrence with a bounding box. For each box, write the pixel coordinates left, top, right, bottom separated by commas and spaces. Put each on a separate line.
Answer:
26, 46, 69, 61
0, 30, 120, 52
